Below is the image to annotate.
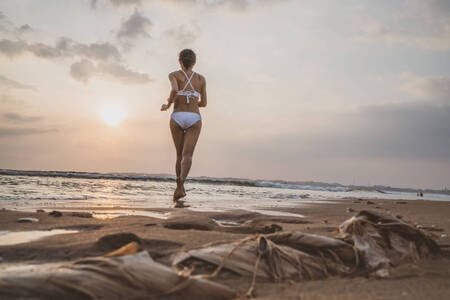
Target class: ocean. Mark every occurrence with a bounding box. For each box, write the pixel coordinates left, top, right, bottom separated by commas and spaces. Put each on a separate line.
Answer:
1, 169, 449, 215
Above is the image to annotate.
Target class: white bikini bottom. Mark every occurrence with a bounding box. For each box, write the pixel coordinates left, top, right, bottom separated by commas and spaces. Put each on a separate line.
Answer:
171, 112, 201, 130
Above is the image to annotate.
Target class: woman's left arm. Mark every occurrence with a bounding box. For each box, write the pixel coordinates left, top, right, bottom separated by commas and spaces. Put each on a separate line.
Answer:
198, 75, 207, 107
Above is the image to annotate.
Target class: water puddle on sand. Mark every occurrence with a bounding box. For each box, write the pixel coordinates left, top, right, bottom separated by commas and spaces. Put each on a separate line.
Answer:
0, 229, 79, 246
250, 209, 305, 218
212, 219, 243, 227
90, 210, 170, 220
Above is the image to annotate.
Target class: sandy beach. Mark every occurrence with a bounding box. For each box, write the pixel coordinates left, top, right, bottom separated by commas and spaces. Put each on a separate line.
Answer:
1, 198, 449, 299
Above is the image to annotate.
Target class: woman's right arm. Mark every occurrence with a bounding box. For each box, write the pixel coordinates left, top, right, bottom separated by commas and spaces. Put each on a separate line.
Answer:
168, 72, 179, 102
161, 72, 179, 111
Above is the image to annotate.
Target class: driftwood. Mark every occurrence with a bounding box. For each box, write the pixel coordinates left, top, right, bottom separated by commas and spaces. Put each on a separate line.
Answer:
0, 251, 236, 300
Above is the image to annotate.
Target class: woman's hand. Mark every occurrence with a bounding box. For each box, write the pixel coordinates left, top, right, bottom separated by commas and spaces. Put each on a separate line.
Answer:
160, 103, 170, 111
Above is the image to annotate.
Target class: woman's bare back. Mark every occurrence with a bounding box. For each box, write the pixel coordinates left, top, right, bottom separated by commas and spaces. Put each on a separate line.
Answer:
171, 70, 206, 113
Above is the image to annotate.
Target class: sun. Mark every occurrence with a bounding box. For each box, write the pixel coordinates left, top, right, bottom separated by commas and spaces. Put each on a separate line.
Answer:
100, 104, 125, 126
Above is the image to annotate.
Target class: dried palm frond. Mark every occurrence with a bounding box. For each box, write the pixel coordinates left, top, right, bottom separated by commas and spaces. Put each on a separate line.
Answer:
0, 251, 236, 300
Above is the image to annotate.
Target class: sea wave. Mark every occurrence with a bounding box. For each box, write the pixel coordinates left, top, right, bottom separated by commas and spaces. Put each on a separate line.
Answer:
0, 195, 92, 201
0, 169, 352, 193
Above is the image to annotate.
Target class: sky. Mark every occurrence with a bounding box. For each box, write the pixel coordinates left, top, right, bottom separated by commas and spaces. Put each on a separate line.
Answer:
0, 0, 449, 189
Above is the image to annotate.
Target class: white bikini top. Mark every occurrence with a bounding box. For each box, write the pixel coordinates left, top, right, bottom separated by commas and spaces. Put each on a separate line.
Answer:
177, 69, 200, 104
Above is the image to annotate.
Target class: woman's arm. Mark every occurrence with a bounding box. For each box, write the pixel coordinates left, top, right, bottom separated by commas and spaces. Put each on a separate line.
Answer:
198, 75, 207, 107
161, 72, 179, 111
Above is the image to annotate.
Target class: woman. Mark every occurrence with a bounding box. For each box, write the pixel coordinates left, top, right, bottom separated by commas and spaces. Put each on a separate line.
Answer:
161, 49, 207, 204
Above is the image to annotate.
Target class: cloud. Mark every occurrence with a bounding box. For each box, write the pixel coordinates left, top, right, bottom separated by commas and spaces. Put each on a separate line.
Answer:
400, 73, 450, 101
0, 12, 34, 39
70, 59, 151, 84
117, 9, 152, 46
354, 1, 450, 50
91, 0, 142, 8
18, 24, 32, 32
97, 62, 151, 83
261, 101, 450, 161
69, 59, 96, 83
163, 0, 288, 11
0, 75, 36, 91
408, 0, 450, 20
110, 0, 142, 6
0, 127, 57, 137
355, 21, 450, 50
165, 22, 201, 45
28, 42, 62, 58
2, 112, 41, 123
0, 95, 26, 106
0, 38, 64, 58
0, 38, 121, 62
0, 39, 27, 57
56, 38, 121, 61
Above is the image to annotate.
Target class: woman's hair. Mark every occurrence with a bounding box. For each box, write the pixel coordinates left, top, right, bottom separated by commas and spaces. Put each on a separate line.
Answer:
179, 49, 196, 69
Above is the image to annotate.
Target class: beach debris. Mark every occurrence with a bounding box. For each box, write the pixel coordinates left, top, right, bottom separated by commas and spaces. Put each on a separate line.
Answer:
173, 210, 440, 294
441, 234, 448, 239
97, 232, 141, 252
164, 215, 216, 231
164, 214, 283, 234
0, 251, 236, 300
71, 212, 92, 218
418, 226, 444, 232
366, 200, 375, 205
48, 210, 62, 217
1, 211, 441, 299
36, 209, 45, 213
16, 217, 39, 223
395, 201, 408, 204
105, 241, 141, 257
346, 207, 355, 213
173, 232, 358, 282
339, 210, 440, 277
210, 212, 309, 225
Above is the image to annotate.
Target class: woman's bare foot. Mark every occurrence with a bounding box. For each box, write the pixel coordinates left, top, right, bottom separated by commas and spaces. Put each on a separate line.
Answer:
174, 199, 190, 208
173, 178, 186, 201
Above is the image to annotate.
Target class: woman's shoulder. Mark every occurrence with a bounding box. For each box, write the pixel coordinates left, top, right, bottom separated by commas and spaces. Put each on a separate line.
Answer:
195, 72, 205, 82
168, 70, 180, 78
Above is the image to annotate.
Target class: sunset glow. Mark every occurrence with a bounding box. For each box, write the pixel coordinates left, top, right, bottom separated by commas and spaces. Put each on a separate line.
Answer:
1, 0, 449, 188
100, 104, 125, 126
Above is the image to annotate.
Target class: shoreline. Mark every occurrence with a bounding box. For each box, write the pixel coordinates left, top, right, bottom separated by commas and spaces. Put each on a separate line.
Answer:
1, 198, 449, 299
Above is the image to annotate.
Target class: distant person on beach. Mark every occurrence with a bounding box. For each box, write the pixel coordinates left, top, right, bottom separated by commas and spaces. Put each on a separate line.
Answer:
161, 49, 207, 203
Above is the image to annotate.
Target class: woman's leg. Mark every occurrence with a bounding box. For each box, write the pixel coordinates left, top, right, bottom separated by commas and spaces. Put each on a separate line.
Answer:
170, 119, 185, 201
179, 120, 202, 182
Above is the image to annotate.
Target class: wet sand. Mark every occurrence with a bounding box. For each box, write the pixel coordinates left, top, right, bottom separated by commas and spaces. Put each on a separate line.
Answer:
1, 199, 449, 299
